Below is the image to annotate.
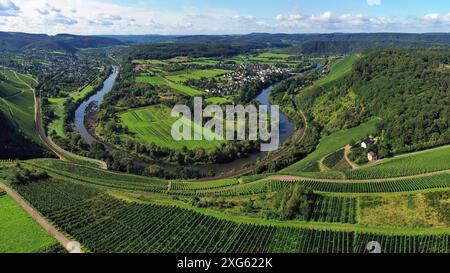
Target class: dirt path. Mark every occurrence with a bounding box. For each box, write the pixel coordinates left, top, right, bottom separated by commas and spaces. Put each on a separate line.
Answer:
34, 92, 108, 169
344, 145, 359, 169
269, 169, 450, 183
0, 182, 81, 253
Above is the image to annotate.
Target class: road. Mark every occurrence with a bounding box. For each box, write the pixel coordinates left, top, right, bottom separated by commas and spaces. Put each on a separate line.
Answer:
34, 92, 108, 169
34, 93, 70, 161
0, 182, 81, 253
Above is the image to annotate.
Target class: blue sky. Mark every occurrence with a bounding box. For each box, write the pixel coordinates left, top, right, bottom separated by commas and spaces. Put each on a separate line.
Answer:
0, 0, 449, 34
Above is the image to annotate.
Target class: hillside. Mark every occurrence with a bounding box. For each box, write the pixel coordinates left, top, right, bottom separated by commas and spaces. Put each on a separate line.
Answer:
0, 68, 49, 159
0, 32, 124, 53
293, 50, 450, 154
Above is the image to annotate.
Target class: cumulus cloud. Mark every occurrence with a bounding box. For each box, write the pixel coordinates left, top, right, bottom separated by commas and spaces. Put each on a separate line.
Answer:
0, 0, 20, 16
367, 0, 381, 6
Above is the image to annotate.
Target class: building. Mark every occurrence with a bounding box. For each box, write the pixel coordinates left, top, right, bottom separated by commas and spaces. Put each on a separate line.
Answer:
368, 151, 378, 162
361, 139, 374, 149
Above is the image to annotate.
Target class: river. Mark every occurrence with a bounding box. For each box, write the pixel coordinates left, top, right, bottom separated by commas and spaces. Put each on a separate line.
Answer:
74, 66, 296, 175
74, 66, 119, 144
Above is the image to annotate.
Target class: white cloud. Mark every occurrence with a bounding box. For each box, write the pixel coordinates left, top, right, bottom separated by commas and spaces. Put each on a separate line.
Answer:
367, 0, 381, 6
0, 0, 20, 16
423, 13, 439, 21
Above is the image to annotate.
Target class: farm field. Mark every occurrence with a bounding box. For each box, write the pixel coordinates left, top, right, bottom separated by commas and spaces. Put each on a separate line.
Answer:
0, 191, 56, 253
169, 83, 205, 96
136, 75, 168, 85
164, 69, 231, 83
282, 118, 381, 174
193, 173, 450, 196
12, 179, 450, 253
344, 145, 450, 179
118, 105, 223, 150
205, 97, 232, 104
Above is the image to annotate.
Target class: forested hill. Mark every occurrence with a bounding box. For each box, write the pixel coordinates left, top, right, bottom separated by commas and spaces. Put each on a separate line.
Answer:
294, 49, 450, 155
0, 32, 124, 53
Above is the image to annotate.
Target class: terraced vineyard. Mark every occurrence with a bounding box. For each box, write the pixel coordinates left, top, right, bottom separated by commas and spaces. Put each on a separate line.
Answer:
12, 179, 449, 253
25, 159, 168, 192
344, 146, 450, 179
171, 178, 239, 191
196, 173, 450, 196
323, 149, 346, 169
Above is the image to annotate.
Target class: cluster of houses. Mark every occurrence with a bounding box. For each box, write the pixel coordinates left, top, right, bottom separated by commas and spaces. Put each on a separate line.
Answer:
360, 139, 378, 162
224, 64, 292, 87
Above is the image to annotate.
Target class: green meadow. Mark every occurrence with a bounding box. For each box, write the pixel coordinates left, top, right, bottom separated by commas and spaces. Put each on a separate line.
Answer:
282, 118, 381, 174
169, 84, 205, 96
118, 105, 223, 150
136, 75, 168, 85
205, 97, 231, 104
164, 69, 231, 83
0, 193, 56, 253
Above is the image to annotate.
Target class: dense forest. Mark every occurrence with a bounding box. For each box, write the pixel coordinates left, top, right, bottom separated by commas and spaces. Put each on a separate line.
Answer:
123, 42, 267, 60
291, 49, 450, 155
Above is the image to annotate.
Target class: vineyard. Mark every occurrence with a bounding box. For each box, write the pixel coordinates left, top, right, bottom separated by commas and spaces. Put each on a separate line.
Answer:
322, 149, 345, 169
25, 159, 168, 193
12, 179, 449, 253
170, 178, 239, 191
344, 146, 450, 179
190, 173, 450, 196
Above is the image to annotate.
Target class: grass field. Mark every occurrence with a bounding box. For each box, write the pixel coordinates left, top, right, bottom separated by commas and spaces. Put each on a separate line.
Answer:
136, 75, 168, 85
169, 83, 205, 96
0, 68, 40, 143
344, 145, 450, 179
0, 192, 56, 253
282, 118, 381, 174
164, 69, 231, 83
205, 97, 231, 104
316, 55, 361, 85
118, 105, 223, 150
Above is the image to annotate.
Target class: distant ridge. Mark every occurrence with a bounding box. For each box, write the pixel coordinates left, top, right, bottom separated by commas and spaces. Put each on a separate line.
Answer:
0, 32, 124, 53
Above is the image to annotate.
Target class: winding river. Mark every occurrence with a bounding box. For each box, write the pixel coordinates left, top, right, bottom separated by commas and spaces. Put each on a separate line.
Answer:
74, 66, 119, 144
74, 66, 296, 175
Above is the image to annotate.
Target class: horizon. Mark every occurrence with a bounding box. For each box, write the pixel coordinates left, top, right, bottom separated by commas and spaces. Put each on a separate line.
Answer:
0, 0, 449, 35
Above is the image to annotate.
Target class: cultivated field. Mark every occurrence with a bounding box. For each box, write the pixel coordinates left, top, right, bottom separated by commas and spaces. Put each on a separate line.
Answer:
118, 105, 223, 150
0, 191, 56, 253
